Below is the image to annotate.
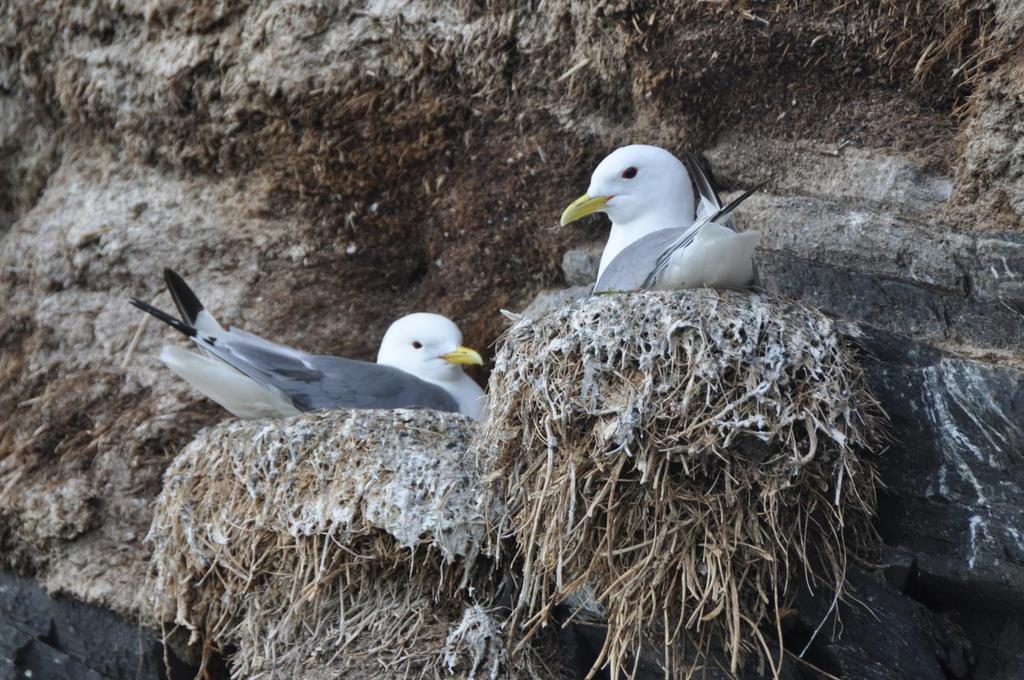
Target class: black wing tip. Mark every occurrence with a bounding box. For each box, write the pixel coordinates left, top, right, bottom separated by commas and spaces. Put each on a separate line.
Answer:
163, 268, 205, 325
680, 149, 724, 201
709, 178, 769, 223
129, 297, 196, 337
681, 149, 708, 172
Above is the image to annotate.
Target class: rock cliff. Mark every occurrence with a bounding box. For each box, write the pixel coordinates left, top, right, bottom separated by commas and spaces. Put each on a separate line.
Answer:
1, 0, 1022, 677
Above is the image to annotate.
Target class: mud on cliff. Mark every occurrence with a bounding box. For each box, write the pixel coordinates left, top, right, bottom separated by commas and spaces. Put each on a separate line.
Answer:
1, 0, 1023, 678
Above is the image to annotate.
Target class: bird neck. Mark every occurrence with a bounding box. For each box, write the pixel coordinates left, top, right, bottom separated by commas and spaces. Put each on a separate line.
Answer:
425, 371, 484, 419
598, 211, 692, 279
416, 365, 461, 390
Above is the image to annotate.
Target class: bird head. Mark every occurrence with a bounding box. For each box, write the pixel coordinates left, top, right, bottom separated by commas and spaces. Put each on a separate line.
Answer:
377, 313, 482, 383
560, 144, 694, 229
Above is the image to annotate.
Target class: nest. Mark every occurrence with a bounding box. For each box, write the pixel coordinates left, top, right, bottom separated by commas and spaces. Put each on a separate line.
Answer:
146, 409, 564, 679
478, 290, 883, 678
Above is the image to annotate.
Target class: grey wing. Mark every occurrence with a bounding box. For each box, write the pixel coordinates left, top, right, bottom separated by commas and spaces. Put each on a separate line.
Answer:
594, 228, 686, 292
196, 328, 459, 413
297, 356, 459, 412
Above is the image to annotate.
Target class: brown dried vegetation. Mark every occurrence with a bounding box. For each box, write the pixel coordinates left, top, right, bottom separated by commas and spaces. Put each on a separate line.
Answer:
146, 409, 567, 679
478, 290, 883, 677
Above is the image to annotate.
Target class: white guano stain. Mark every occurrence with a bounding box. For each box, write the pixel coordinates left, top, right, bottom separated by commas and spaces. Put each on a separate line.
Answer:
968, 515, 988, 570
1007, 526, 1024, 553
940, 359, 1016, 460
921, 366, 989, 507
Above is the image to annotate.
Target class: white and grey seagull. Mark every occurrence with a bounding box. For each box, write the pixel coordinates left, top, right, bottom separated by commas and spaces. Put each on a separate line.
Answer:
559, 144, 763, 292
130, 269, 486, 420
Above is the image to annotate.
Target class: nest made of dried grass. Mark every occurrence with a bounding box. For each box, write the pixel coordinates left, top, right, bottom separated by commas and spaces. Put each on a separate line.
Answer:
478, 290, 884, 678
146, 409, 564, 679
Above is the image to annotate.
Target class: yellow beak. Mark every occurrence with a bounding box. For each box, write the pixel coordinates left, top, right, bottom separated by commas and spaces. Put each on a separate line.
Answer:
441, 346, 484, 366
560, 193, 610, 226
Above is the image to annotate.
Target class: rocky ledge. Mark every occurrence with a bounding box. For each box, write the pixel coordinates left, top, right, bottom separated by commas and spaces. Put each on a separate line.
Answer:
2, 0, 1023, 677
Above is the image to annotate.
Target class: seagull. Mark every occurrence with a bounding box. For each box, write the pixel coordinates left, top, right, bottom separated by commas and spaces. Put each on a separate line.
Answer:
129, 269, 486, 420
559, 145, 763, 292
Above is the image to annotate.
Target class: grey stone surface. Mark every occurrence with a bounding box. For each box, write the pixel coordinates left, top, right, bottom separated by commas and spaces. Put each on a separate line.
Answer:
0, 572, 195, 680
858, 328, 1024, 610
792, 567, 971, 680
758, 250, 1024, 354
560, 242, 603, 288
520, 285, 591, 319
738, 194, 966, 292
562, 566, 968, 680
967, 617, 1024, 680
706, 135, 954, 217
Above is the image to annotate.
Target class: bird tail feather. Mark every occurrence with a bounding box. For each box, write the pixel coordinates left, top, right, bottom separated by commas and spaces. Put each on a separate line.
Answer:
159, 345, 297, 418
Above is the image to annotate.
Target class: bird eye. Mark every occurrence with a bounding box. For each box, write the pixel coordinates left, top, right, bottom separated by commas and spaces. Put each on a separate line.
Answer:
412, 341, 423, 349
621, 166, 638, 179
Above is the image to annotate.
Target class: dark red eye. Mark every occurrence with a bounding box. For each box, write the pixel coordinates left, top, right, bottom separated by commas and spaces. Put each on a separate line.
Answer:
412, 341, 423, 349
621, 166, 638, 179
